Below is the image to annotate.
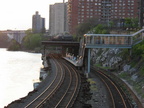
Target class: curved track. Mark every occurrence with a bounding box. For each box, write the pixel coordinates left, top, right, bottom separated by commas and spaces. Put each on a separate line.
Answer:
91, 67, 133, 108
24, 55, 80, 108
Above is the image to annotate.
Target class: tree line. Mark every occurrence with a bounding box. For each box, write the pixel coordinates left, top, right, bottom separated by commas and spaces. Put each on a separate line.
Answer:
8, 29, 44, 52
75, 17, 139, 39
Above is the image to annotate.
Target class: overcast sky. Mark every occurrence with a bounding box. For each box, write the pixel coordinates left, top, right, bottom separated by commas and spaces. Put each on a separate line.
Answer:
0, 0, 68, 30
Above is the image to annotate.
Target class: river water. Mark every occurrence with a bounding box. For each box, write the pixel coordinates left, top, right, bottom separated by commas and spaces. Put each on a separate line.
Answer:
0, 48, 42, 108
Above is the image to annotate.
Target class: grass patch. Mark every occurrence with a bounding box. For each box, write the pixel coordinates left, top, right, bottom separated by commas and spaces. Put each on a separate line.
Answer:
94, 63, 112, 70
130, 61, 137, 67
87, 78, 96, 85
90, 85, 97, 91
133, 84, 142, 95
87, 78, 97, 91
142, 94, 144, 98
118, 72, 129, 79
139, 67, 144, 76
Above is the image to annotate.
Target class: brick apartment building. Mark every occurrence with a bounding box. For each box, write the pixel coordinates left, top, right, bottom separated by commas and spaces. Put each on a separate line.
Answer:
68, 0, 139, 35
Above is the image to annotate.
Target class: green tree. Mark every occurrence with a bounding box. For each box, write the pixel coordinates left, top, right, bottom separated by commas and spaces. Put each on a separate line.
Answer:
93, 24, 110, 34
132, 40, 144, 58
125, 18, 132, 28
75, 18, 100, 37
124, 18, 139, 29
131, 18, 139, 29
22, 29, 42, 50
8, 40, 21, 51
22, 34, 42, 50
25, 29, 32, 35
76, 22, 91, 36
109, 21, 114, 29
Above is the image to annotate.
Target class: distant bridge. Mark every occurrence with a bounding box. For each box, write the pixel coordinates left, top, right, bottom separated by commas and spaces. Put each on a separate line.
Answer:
3, 30, 26, 44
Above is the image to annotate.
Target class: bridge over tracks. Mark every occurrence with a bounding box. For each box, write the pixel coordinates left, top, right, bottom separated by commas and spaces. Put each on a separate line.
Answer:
82, 29, 144, 76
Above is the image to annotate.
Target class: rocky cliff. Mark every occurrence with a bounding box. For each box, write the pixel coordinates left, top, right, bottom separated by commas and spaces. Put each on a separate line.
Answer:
91, 47, 144, 106
91, 48, 122, 68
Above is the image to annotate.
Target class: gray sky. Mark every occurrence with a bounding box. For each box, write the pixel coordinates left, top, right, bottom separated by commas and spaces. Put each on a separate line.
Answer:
0, 0, 68, 30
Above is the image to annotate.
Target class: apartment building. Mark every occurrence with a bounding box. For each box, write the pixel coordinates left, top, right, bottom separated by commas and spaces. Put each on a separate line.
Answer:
49, 2, 68, 36
68, 0, 139, 35
32, 11, 45, 33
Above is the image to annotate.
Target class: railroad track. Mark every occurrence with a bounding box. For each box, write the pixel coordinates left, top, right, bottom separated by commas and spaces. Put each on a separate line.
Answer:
91, 67, 133, 108
24, 55, 81, 108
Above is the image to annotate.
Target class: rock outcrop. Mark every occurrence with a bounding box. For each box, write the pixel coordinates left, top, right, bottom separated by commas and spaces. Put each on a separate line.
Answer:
91, 48, 122, 68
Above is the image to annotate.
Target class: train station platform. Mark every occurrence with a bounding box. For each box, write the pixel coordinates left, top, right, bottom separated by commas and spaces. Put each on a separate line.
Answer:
63, 56, 83, 67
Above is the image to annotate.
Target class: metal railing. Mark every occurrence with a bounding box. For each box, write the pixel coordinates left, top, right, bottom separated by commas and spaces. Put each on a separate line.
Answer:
84, 29, 144, 48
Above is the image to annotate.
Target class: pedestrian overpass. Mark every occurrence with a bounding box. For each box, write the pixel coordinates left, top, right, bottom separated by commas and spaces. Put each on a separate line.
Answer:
78, 29, 144, 76
41, 29, 144, 76
84, 29, 144, 49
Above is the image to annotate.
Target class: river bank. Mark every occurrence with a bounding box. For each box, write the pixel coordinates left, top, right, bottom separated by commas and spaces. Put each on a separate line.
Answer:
0, 49, 42, 108
5, 57, 51, 108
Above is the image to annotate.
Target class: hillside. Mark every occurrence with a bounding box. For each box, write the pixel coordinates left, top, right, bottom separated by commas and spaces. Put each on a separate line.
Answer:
91, 40, 144, 106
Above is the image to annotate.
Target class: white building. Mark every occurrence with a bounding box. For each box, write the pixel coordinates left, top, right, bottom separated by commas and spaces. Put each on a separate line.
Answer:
49, 2, 68, 36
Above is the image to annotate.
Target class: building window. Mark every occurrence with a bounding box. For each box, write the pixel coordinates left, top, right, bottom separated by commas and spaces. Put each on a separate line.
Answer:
82, 6, 84, 8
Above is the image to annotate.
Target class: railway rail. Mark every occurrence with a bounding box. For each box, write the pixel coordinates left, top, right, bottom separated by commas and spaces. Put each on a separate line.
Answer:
91, 67, 134, 108
7, 54, 138, 108
24, 55, 81, 108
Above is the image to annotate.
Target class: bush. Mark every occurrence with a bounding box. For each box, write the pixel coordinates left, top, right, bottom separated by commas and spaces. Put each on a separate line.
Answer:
8, 40, 21, 51
132, 40, 144, 58
118, 72, 129, 79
